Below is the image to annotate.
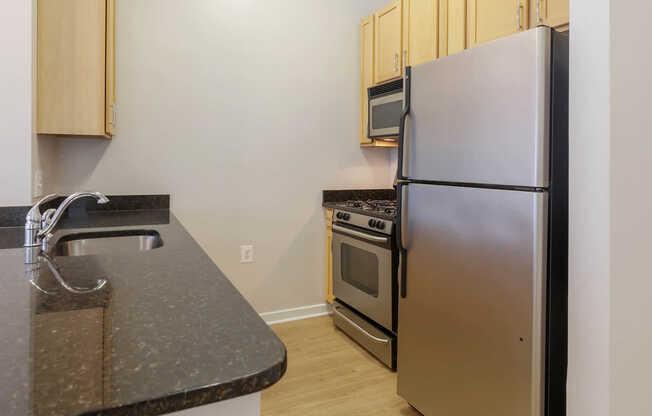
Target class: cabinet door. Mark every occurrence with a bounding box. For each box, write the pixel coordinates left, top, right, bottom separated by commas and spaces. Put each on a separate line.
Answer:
402, 0, 409, 68
105, 0, 117, 136
33, 309, 104, 415
439, 0, 467, 57
37, 0, 107, 135
406, 0, 439, 66
325, 209, 335, 303
360, 16, 375, 145
537, 0, 569, 28
374, 0, 403, 84
467, 0, 528, 48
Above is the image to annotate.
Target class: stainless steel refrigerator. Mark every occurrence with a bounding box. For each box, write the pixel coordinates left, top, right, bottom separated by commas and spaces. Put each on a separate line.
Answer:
395, 27, 568, 416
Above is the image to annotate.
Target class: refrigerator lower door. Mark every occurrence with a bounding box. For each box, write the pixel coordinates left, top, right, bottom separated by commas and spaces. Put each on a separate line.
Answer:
397, 184, 548, 416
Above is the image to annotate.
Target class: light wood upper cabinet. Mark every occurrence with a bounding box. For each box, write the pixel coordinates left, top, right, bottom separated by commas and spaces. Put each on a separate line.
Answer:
536, 0, 569, 28
37, 0, 116, 137
439, 0, 467, 57
467, 0, 528, 48
358, 0, 568, 147
360, 16, 375, 145
105, 0, 117, 136
405, 0, 439, 66
374, 0, 403, 84
402, 0, 409, 67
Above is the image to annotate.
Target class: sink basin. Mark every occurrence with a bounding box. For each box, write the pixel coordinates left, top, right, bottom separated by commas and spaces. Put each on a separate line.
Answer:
53, 230, 163, 257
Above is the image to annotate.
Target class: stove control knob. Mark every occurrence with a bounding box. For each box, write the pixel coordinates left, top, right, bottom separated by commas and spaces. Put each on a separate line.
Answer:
336, 212, 342, 219
368, 219, 376, 227
377, 221, 386, 230
343, 213, 351, 221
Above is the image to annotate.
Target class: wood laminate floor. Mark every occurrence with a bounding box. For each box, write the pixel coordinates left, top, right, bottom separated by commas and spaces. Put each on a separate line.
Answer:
261, 315, 420, 416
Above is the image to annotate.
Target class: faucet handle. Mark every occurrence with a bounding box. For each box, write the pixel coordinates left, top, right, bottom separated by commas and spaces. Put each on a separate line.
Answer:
26, 194, 63, 226
41, 208, 56, 228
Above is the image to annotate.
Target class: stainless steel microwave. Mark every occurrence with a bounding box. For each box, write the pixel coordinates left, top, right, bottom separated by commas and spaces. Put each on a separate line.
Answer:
368, 79, 404, 139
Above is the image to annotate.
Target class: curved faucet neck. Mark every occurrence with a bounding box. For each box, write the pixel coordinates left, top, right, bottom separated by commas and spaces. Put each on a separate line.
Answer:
38, 192, 109, 237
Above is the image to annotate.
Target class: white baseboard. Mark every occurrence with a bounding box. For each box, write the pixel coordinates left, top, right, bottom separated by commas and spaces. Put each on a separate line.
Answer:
260, 303, 332, 325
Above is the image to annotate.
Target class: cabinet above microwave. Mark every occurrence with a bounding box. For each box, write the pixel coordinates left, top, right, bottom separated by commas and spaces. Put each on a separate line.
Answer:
360, 13, 398, 148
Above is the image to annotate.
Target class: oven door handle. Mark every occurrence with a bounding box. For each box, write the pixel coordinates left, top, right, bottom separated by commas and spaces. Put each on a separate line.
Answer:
333, 305, 389, 344
332, 224, 388, 243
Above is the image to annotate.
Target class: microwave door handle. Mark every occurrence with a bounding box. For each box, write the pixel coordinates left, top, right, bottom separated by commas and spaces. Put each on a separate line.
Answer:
332, 224, 388, 243
368, 97, 372, 138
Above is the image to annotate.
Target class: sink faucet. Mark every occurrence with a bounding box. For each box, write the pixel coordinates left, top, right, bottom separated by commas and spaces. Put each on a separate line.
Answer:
25, 192, 110, 263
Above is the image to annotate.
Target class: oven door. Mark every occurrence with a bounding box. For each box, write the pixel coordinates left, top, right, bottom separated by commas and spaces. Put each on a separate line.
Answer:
332, 224, 393, 331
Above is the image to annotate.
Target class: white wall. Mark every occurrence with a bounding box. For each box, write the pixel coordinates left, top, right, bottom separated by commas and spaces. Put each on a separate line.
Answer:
0, 0, 33, 205
569, 0, 652, 415
567, 1, 611, 415
609, 1, 652, 414
38, 0, 393, 313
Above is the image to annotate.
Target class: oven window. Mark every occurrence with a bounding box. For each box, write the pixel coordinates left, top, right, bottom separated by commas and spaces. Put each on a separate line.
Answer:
372, 100, 402, 130
340, 243, 379, 297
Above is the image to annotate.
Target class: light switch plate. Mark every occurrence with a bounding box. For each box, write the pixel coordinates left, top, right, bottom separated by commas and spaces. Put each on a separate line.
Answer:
240, 245, 254, 263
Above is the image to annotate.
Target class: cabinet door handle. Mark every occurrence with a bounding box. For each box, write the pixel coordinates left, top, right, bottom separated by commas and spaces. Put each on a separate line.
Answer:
394, 53, 399, 72
536, 0, 541, 24
403, 50, 407, 68
110, 103, 117, 127
516, 1, 523, 30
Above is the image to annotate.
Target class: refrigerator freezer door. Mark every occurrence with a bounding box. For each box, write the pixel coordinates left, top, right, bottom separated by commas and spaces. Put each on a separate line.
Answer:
397, 184, 548, 416
405, 27, 551, 187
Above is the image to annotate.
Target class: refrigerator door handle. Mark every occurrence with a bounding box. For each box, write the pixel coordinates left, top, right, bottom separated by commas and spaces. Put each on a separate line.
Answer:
400, 184, 409, 250
396, 182, 409, 298
400, 247, 407, 298
397, 67, 411, 181
395, 182, 407, 251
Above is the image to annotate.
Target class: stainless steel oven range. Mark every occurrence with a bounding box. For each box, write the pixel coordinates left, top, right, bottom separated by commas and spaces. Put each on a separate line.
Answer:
330, 201, 398, 369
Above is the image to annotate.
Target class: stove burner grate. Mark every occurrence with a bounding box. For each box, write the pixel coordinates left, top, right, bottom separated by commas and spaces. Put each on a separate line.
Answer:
340, 199, 397, 216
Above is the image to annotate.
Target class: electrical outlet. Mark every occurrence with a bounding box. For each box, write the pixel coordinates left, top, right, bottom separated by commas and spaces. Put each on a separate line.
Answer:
240, 245, 254, 263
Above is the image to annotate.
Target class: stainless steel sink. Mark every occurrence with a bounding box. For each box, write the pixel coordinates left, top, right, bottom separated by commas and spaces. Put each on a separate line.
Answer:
53, 230, 163, 257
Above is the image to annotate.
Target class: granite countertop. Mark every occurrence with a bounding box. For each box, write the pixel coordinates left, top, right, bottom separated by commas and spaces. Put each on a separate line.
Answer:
0, 199, 286, 416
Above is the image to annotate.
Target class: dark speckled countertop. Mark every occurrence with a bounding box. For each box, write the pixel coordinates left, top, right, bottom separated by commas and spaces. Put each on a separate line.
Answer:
0, 202, 286, 416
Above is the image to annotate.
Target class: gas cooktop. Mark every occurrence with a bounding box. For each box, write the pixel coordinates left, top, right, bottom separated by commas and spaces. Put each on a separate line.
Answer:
333, 199, 397, 217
